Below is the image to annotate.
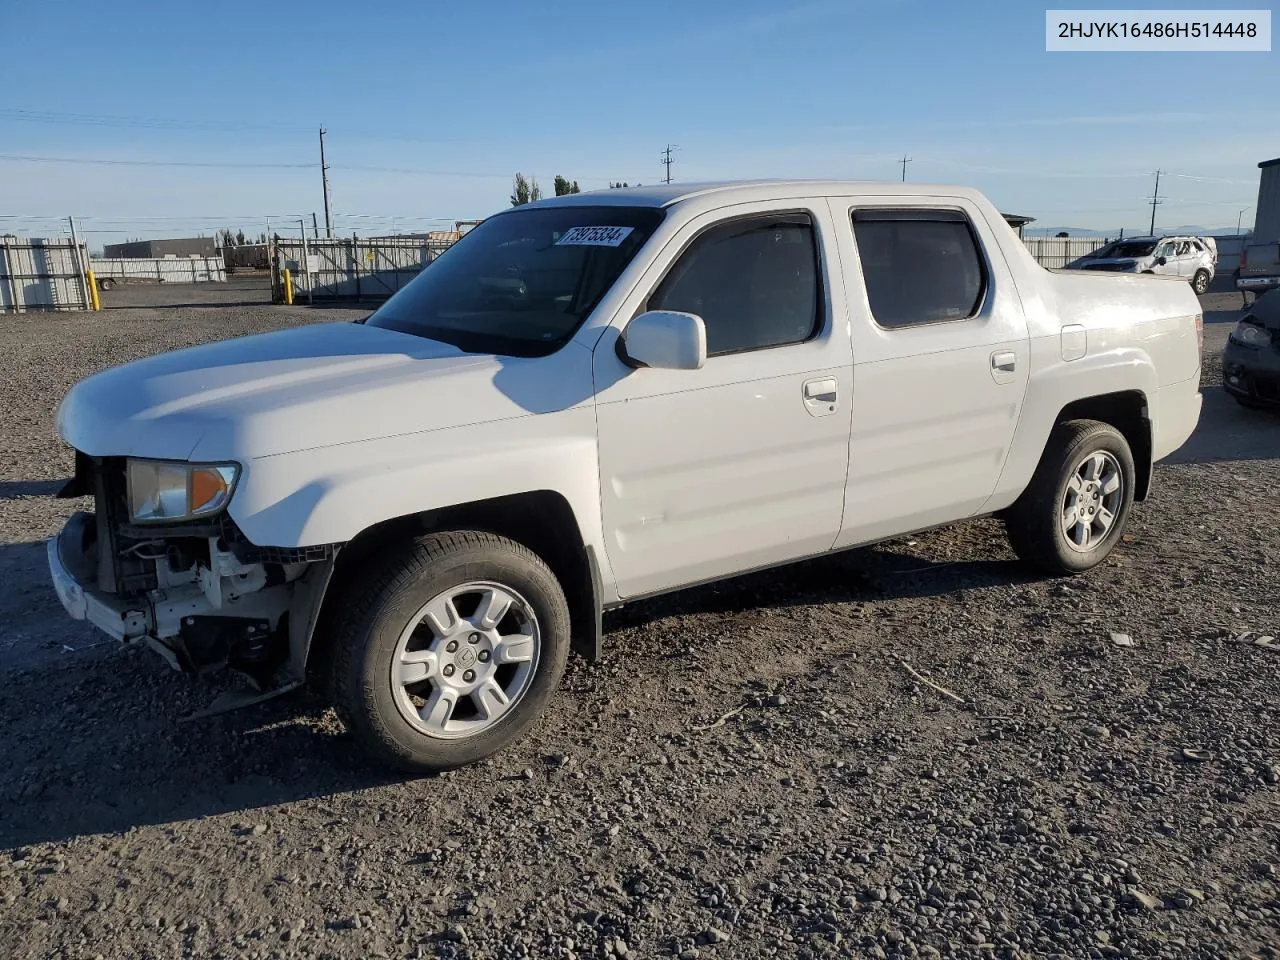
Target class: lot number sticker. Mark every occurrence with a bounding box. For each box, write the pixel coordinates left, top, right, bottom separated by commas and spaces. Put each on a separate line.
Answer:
555, 226, 634, 247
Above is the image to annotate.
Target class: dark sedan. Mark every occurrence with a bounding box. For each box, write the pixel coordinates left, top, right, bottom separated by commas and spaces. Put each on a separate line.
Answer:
1223, 290, 1280, 410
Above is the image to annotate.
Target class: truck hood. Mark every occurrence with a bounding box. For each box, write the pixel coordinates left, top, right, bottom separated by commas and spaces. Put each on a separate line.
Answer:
57, 320, 592, 461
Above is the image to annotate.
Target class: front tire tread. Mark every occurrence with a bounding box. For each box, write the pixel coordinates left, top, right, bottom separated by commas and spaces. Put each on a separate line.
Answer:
329, 530, 569, 772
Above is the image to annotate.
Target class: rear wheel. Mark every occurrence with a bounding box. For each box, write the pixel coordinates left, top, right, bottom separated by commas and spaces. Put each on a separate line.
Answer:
330, 530, 570, 772
1004, 420, 1135, 575
1192, 269, 1211, 295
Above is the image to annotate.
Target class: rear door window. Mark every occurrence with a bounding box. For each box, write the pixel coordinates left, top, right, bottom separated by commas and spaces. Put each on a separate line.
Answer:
850, 209, 987, 328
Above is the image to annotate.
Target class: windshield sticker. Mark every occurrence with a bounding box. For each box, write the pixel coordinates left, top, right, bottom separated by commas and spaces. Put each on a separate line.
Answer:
555, 225, 635, 247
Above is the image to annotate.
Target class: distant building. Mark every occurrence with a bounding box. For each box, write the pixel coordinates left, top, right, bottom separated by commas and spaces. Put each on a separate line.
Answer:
102, 237, 216, 259
1254, 157, 1280, 243
1001, 213, 1036, 238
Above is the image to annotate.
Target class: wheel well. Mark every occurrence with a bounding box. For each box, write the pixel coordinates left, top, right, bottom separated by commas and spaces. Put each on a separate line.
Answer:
307, 491, 600, 681
1055, 391, 1152, 500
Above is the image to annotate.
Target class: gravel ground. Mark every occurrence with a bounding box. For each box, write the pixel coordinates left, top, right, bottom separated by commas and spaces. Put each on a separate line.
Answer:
1, 282, 1278, 960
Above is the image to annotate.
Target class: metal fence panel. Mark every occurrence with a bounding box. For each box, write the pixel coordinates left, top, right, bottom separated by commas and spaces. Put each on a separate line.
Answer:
272, 237, 454, 301
1022, 237, 1109, 269
0, 238, 90, 311
89, 256, 226, 283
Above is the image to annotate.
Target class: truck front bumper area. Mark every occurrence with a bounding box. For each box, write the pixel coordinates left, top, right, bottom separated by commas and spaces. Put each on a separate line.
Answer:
1223, 339, 1280, 408
48, 514, 149, 641
47, 511, 309, 677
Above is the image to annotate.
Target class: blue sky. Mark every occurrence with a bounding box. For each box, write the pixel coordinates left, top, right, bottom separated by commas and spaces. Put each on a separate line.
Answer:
0, 0, 1272, 245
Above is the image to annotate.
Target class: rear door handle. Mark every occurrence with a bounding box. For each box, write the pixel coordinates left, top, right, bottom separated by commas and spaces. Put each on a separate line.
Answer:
804, 378, 838, 402
990, 350, 1018, 385
802, 377, 838, 417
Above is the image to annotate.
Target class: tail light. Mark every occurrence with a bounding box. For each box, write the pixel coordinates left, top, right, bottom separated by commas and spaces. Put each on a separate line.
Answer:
1195, 313, 1204, 350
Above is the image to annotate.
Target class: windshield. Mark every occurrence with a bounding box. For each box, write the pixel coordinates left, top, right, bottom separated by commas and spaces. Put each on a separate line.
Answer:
367, 205, 664, 356
1094, 240, 1157, 259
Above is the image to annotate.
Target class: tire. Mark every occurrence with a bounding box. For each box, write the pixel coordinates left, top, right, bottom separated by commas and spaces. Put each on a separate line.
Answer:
97, 277, 115, 291
330, 530, 570, 772
1003, 419, 1136, 576
1192, 269, 1211, 295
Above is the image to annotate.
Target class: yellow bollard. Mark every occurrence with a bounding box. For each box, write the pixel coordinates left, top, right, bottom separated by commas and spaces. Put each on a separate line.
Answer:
283, 268, 294, 305
86, 269, 101, 311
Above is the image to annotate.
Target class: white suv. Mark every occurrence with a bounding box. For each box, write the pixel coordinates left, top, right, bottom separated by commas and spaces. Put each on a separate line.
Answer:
1071, 234, 1217, 294
48, 181, 1204, 771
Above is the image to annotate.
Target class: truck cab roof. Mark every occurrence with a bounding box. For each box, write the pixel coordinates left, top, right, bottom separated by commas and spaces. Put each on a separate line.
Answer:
517, 179, 991, 211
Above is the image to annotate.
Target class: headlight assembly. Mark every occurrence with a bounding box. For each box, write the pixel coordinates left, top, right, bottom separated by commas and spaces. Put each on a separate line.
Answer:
1230, 321, 1271, 347
126, 459, 239, 523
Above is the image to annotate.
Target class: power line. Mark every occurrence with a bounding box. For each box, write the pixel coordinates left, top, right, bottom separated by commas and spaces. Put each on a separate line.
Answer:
1, 150, 1251, 194
0, 109, 1263, 186
0, 153, 311, 169
333, 163, 634, 183
1165, 172, 1256, 185
0, 108, 504, 145
0, 153, 640, 182
0, 108, 302, 133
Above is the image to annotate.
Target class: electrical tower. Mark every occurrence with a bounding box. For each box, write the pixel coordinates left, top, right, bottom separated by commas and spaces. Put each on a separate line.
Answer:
900, 155, 912, 182
661, 143, 679, 184
319, 127, 333, 238
1147, 170, 1162, 236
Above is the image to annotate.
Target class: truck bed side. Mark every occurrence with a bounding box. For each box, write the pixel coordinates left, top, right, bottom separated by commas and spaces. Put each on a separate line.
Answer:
977, 215, 1202, 511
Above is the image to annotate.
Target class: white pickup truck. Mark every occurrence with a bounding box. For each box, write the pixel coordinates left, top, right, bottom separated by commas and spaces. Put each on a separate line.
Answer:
48, 181, 1203, 771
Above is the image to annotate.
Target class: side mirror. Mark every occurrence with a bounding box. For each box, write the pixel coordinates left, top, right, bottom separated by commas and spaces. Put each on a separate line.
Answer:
619, 310, 707, 370
1155, 256, 1167, 266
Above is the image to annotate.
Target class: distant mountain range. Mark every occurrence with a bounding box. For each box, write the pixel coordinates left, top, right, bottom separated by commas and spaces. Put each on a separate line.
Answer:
1026, 225, 1252, 239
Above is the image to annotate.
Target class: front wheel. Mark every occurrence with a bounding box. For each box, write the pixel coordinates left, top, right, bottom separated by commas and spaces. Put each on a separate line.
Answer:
1192, 269, 1211, 295
330, 530, 570, 772
1003, 420, 1136, 575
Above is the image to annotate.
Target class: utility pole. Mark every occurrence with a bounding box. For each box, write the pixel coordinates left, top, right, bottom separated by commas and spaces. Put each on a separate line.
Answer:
319, 127, 333, 238
661, 143, 679, 184
1237, 207, 1249, 236
312, 212, 319, 240
1148, 169, 1162, 236
900, 155, 912, 182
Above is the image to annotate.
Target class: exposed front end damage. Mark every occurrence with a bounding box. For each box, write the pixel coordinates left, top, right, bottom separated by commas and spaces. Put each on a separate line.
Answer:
48, 454, 335, 700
